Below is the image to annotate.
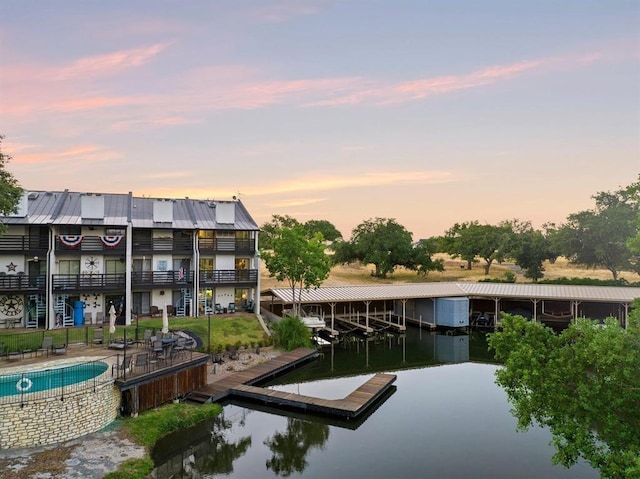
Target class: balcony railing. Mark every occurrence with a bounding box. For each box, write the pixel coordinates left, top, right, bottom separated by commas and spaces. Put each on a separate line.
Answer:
131, 237, 193, 253
199, 269, 258, 286
0, 274, 46, 292
197, 237, 255, 253
0, 235, 48, 253
131, 271, 195, 288
52, 274, 126, 292
55, 236, 126, 254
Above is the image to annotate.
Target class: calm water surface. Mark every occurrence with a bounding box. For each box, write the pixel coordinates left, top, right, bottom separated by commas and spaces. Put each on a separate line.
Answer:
153, 330, 597, 478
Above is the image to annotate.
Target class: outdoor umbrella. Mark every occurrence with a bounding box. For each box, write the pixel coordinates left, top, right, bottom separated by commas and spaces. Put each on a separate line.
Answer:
162, 304, 169, 334
108, 304, 117, 334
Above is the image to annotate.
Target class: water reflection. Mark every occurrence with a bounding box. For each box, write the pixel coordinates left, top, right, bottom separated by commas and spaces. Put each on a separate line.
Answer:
264, 418, 329, 476
152, 412, 251, 478
151, 329, 597, 478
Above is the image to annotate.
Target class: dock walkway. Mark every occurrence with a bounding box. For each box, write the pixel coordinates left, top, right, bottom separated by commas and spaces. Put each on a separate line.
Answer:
190, 347, 397, 419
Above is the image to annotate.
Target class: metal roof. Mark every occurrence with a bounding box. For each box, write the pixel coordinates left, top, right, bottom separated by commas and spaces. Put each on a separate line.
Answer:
1, 190, 259, 231
265, 282, 640, 304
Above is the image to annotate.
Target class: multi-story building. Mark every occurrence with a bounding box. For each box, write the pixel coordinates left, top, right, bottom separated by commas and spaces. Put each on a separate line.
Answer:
0, 190, 260, 329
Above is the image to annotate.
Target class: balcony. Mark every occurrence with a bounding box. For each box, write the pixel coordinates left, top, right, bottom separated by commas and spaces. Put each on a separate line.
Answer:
0, 274, 46, 293
198, 237, 255, 254
131, 271, 195, 289
199, 269, 258, 286
55, 235, 126, 255
131, 237, 193, 254
0, 235, 48, 254
52, 273, 126, 292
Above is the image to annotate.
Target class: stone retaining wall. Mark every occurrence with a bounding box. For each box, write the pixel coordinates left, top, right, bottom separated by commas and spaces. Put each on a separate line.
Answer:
0, 359, 121, 449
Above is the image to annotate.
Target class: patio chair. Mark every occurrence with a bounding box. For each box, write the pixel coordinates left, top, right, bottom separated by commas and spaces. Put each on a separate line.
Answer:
96, 311, 104, 324
151, 340, 164, 356
246, 299, 255, 313
156, 344, 173, 364
228, 302, 236, 313
53, 343, 67, 355
215, 303, 223, 314
173, 337, 187, 358
141, 329, 152, 346
37, 336, 53, 357
111, 356, 133, 377
134, 352, 149, 373
7, 350, 22, 361
150, 305, 161, 317
166, 305, 176, 317
92, 328, 104, 345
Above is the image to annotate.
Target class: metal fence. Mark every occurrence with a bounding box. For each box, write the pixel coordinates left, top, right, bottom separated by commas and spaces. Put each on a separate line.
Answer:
0, 326, 165, 358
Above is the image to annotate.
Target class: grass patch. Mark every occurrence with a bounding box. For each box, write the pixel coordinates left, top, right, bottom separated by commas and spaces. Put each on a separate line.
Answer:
105, 402, 222, 479
125, 402, 222, 448
103, 458, 154, 479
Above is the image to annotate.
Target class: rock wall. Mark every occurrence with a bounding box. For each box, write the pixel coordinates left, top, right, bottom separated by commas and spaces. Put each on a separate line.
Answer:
0, 382, 120, 449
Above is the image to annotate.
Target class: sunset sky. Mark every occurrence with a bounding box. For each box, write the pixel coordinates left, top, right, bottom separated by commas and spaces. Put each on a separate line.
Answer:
2, 1, 638, 240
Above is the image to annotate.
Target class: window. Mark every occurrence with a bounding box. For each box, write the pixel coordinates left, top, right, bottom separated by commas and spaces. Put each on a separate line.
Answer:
58, 260, 80, 275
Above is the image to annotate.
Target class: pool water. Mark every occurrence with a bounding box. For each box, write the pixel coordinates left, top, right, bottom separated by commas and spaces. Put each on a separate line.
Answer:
0, 362, 108, 397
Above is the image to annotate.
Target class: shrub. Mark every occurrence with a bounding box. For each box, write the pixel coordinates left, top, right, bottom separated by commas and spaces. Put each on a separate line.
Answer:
271, 317, 312, 351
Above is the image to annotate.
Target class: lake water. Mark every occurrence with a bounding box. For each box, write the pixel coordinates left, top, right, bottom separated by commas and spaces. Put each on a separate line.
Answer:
152, 329, 597, 478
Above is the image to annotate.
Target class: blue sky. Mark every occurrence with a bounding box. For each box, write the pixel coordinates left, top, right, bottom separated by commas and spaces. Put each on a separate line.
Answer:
1, 1, 638, 239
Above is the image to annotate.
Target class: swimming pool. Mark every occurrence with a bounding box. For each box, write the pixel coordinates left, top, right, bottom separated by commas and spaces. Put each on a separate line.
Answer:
0, 361, 108, 397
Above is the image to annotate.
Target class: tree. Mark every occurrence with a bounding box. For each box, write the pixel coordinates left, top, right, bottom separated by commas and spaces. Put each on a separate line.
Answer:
555, 178, 640, 280
260, 225, 331, 317
488, 313, 640, 478
303, 219, 342, 243
406, 238, 445, 276
504, 220, 553, 281
0, 135, 23, 234
260, 215, 302, 251
628, 213, 640, 272
443, 221, 513, 274
333, 217, 414, 278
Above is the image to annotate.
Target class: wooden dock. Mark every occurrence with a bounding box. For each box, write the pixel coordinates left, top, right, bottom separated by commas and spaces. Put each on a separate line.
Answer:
189, 347, 397, 419
232, 373, 396, 418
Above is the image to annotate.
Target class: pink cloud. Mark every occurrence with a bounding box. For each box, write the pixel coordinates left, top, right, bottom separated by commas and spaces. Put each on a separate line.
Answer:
13, 145, 121, 165
52, 43, 169, 80
306, 54, 599, 107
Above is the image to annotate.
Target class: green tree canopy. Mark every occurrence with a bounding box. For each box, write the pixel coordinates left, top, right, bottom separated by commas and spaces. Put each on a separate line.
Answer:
504, 220, 554, 281
555, 178, 640, 280
406, 238, 445, 276
488, 313, 640, 478
303, 219, 342, 242
332, 217, 414, 278
0, 135, 23, 234
260, 216, 342, 250
260, 215, 303, 250
443, 221, 513, 274
260, 224, 331, 316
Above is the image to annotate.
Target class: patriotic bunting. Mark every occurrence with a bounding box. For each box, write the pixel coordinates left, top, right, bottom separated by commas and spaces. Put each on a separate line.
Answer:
100, 235, 123, 247
59, 235, 84, 247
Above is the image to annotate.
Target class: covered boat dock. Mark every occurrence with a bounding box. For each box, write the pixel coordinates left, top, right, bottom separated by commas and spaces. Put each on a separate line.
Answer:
261, 282, 640, 331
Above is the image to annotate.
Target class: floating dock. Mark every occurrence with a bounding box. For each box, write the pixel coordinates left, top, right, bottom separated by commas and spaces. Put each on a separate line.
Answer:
188, 347, 397, 419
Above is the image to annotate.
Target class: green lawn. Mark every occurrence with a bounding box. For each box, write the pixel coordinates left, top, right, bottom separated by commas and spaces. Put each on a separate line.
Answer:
0, 315, 271, 354
119, 315, 270, 352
